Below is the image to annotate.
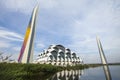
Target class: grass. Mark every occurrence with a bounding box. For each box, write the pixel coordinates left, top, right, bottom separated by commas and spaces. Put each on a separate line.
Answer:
0, 63, 58, 80
0, 63, 100, 80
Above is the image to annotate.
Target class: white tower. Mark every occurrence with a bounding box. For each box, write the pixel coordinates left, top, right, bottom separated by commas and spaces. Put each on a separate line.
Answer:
96, 36, 112, 80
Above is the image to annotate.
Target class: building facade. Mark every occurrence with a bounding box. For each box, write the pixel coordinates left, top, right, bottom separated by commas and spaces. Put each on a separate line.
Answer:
34, 45, 83, 66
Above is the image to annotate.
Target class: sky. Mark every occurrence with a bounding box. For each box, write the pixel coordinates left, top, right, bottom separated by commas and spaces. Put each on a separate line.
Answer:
0, 0, 120, 63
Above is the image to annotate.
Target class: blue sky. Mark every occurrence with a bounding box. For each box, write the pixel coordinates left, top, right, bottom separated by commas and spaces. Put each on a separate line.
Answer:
0, 0, 120, 63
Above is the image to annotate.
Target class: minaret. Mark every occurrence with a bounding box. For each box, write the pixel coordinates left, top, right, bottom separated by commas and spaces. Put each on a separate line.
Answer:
96, 36, 112, 80
18, 5, 38, 63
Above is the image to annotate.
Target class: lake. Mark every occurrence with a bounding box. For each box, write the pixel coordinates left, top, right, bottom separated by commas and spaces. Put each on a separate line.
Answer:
48, 65, 120, 80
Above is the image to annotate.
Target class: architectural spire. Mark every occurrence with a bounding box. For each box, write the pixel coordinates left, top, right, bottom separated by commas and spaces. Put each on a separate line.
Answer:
18, 5, 39, 63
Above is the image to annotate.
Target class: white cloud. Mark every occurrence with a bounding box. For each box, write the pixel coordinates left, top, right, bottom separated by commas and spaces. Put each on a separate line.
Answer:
106, 52, 120, 63
12, 46, 21, 52
80, 53, 101, 63
79, 52, 120, 63
60, 0, 120, 63
0, 40, 11, 48
0, 0, 57, 14
36, 43, 45, 48
0, 0, 37, 14
0, 27, 23, 41
40, 0, 57, 9
0, 27, 23, 59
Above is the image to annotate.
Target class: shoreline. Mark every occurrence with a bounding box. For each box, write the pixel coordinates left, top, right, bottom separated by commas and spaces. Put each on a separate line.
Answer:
0, 63, 119, 80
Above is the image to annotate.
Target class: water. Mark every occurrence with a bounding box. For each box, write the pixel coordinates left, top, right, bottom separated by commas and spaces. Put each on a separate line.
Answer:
49, 65, 120, 80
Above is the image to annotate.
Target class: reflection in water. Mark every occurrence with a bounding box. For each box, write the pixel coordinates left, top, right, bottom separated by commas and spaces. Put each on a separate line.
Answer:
49, 70, 83, 80
103, 65, 112, 80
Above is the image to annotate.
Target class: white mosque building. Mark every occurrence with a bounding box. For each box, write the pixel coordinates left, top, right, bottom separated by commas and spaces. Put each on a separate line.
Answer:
34, 45, 83, 66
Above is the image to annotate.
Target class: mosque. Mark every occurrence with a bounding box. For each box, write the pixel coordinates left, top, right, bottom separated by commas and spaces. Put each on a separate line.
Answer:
34, 44, 83, 66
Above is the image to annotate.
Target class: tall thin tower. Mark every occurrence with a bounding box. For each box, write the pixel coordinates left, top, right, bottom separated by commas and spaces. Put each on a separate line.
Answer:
96, 36, 112, 80
18, 5, 38, 63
